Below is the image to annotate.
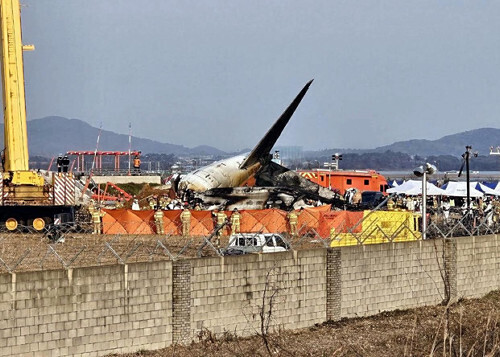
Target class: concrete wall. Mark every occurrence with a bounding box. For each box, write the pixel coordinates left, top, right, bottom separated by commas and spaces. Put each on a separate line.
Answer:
340, 240, 445, 318
0, 262, 172, 357
87, 175, 161, 185
1, 235, 499, 356
189, 249, 326, 340
456, 235, 500, 298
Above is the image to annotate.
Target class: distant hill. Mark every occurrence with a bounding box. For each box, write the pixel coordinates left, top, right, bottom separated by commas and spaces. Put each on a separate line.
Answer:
2, 116, 498, 160
372, 128, 500, 156
0, 116, 226, 157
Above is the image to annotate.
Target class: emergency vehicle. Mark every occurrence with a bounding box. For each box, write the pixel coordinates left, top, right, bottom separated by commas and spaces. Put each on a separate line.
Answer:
296, 169, 389, 195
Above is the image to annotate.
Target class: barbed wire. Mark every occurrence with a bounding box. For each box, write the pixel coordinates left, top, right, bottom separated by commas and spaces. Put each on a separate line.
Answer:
0, 207, 497, 274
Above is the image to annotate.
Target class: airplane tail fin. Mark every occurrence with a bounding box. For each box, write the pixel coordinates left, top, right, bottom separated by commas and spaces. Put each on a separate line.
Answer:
239, 79, 314, 169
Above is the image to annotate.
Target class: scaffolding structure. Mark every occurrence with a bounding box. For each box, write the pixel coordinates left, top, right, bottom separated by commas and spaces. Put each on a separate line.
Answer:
66, 151, 141, 174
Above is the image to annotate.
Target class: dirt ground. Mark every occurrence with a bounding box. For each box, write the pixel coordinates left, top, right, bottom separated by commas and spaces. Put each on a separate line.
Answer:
0, 231, 324, 273
110, 290, 500, 357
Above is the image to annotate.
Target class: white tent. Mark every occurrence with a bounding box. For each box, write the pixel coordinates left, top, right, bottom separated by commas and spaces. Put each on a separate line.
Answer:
441, 181, 483, 198
386, 179, 445, 196
386, 180, 416, 194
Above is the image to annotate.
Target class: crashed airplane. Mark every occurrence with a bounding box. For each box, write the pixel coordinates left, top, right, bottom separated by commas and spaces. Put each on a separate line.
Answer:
174, 80, 343, 210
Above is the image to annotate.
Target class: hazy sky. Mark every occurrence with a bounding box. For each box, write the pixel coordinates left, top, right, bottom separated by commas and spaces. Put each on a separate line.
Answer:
16, 1, 500, 151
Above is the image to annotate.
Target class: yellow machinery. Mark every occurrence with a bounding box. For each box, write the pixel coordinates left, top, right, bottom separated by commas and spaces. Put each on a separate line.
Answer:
0, 0, 45, 192
0, 0, 76, 230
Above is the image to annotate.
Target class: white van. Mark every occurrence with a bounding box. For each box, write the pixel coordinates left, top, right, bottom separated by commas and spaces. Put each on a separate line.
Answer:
224, 233, 290, 255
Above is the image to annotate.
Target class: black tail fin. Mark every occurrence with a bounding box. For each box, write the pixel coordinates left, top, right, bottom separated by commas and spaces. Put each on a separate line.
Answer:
239, 79, 313, 169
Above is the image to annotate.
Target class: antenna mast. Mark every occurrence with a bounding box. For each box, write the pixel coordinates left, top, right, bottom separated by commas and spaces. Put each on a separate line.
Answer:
128, 122, 132, 175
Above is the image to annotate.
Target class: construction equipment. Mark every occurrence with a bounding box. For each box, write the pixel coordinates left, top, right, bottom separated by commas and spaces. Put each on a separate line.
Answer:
0, 0, 78, 230
92, 182, 132, 202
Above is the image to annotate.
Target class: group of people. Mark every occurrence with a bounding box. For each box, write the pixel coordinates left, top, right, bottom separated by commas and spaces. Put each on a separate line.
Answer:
152, 206, 243, 244
386, 194, 500, 226
208, 209, 241, 245
56, 154, 70, 173
152, 205, 304, 243
140, 196, 203, 211
93, 177, 311, 238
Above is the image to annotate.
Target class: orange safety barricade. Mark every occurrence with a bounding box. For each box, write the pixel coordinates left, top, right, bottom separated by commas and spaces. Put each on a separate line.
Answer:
296, 205, 331, 235
190, 211, 215, 236
317, 210, 364, 238
103, 209, 154, 234
103, 205, 352, 237
239, 209, 286, 233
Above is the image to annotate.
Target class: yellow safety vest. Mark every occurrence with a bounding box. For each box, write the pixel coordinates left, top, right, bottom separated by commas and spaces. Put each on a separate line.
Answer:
216, 212, 227, 225
230, 213, 240, 225
181, 210, 191, 222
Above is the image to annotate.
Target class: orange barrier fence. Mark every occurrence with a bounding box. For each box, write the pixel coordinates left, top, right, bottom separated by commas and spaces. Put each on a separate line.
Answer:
102, 205, 360, 237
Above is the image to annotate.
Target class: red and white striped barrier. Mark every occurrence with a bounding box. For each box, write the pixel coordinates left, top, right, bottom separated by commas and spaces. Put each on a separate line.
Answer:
51, 173, 77, 205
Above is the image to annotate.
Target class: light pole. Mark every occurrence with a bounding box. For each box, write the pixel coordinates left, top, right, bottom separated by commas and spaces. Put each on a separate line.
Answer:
323, 153, 343, 190
413, 163, 437, 240
323, 161, 333, 189
332, 153, 342, 170
458, 145, 478, 212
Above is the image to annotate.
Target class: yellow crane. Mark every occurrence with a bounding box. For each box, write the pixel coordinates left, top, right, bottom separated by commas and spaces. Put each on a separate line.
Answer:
0, 0, 44, 190
0, 0, 77, 230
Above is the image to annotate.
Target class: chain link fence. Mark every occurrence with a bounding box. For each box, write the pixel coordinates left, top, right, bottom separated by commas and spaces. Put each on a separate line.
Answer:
0, 205, 498, 274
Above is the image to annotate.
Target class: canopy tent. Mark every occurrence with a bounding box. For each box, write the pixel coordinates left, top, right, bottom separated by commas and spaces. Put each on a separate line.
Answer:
387, 180, 415, 194
386, 180, 445, 196
389, 180, 400, 188
481, 181, 497, 190
441, 181, 483, 198
475, 182, 500, 196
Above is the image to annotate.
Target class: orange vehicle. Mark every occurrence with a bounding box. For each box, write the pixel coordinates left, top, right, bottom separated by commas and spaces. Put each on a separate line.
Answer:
297, 169, 389, 195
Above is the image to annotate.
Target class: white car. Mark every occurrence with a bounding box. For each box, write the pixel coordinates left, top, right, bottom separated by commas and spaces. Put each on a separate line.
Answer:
224, 233, 290, 255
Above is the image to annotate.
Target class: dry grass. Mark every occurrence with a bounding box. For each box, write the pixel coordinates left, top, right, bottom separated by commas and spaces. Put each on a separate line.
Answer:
111, 291, 500, 357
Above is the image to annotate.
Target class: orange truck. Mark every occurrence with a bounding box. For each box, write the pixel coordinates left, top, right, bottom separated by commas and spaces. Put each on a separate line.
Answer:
296, 169, 389, 195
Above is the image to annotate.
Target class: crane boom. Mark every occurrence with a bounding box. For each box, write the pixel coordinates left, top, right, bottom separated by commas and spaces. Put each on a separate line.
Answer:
0, 0, 43, 186
0, 1, 78, 231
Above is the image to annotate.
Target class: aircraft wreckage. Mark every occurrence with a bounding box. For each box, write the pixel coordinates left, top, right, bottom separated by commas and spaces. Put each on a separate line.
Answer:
172, 80, 344, 210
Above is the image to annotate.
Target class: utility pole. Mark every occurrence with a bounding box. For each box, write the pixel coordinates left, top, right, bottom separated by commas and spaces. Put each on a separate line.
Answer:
323, 153, 342, 190
458, 145, 478, 212
128, 122, 132, 175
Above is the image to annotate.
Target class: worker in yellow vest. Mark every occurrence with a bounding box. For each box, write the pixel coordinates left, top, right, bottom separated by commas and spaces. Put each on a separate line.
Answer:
88, 199, 95, 217
159, 195, 168, 210
214, 210, 227, 246
287, 208, 302, 237
230, 208, 241, 235
180, 208, 191, 238
92, 207, 106, 234
387, 197, 395, 211
149, 197, 156, 210
216, 211, 227, 232
154, 207, 164, 235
